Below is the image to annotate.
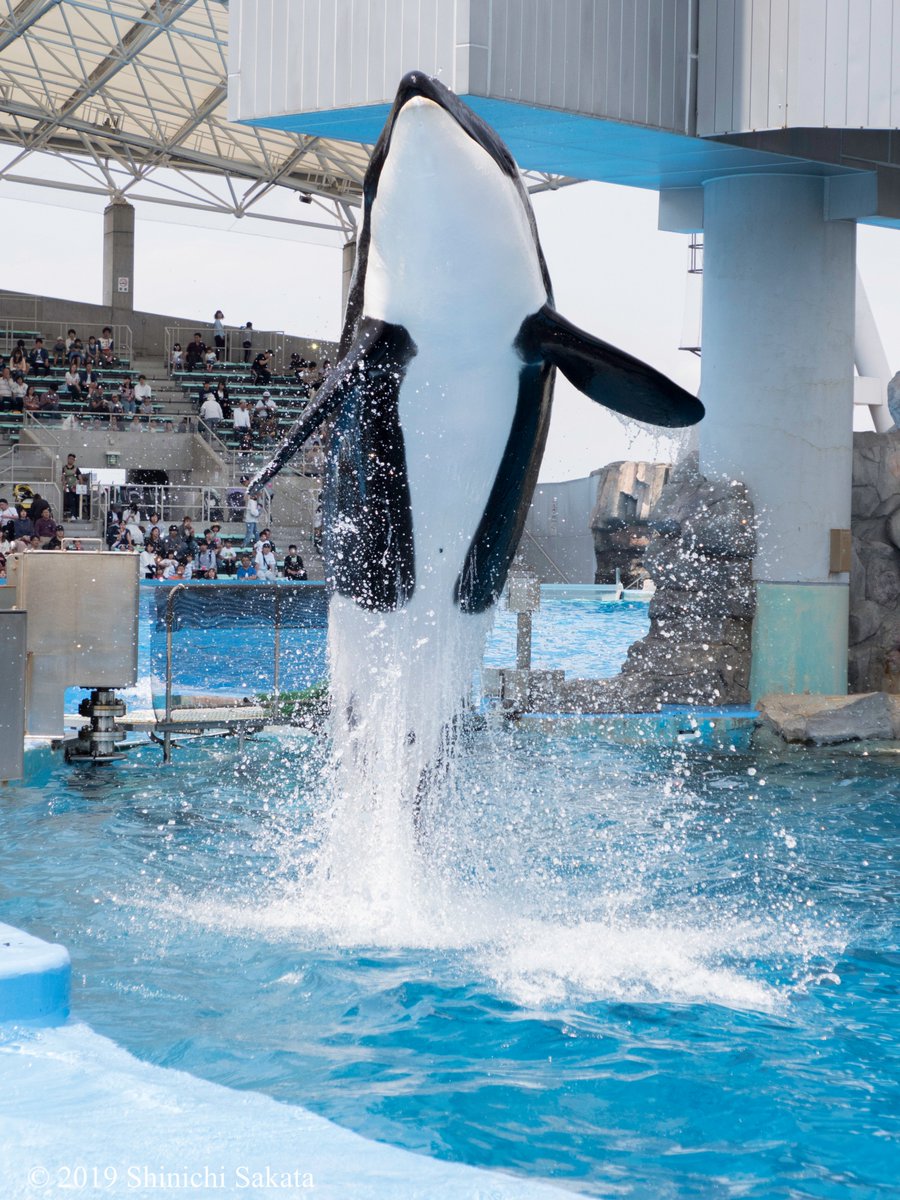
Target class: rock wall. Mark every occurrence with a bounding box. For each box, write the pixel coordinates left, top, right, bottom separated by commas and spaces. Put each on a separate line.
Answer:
570, 456, 756, 712
850, 431, 900, 693
590, 461, 671, 583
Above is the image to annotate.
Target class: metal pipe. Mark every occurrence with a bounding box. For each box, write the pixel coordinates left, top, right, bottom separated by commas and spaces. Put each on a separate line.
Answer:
163, 582, 187, 763
516, 611, 532, 670
273, 585, 281, 699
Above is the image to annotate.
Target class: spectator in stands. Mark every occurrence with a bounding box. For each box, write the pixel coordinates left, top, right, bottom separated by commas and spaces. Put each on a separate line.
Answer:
33, 504, 57, 539
213, 310, 225, 359
145, 525, 163, 554
251, 350, 273, 386
51, 333, 67, 366
241, 322, 253, 363
64, 360, 83, 401
108, 391, 124, 430
0, 497, 17, 521
254, 527, 276, 558
87, 386, 109, 421
23, 384, 41, 413
161, 524, 181, 557
124, 512, 144, 545
29, 338, 51, 376
0, 367, 15, 410
85, 335, 101, 367
283, 545, 307, 581
197, 532, 219, 579
99, 327, 115, 365
243, 492, 261, 547
204, 347, 218, 369
233, 399, 251, 436
208, 523, 222, 549
134, 374, 153, 403
185, 333, 206, 372
139, 543, 158, 578
137, 394, 154, 426
236, 553, 257, 580
40, 383, 60, 413
170, 342, 184, 371
12, 505, 34, 545
199, 390, 223, 432
10, 342, 28, 376
120, 379, 136, 421
147, 512, 162, 537
9, 373, 26, 408
68, 337, 85, 364
255, 540, 277, 580
61, 454, 83, 518
254, 390, 277, 419
106, 519, 125, 549
65, 330, 77, 358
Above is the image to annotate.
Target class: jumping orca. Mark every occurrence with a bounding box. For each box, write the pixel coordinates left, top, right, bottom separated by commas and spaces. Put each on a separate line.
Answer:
251, 71, 702, 614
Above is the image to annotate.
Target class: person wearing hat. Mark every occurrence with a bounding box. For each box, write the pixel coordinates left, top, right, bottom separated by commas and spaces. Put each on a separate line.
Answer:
161, 524, 182, 558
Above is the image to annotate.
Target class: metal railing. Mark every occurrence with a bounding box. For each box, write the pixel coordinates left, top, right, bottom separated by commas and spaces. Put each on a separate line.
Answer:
0, 317, 133, 364
164, 325, 286, 375
103, 482, 245, 527
520, 528, 573, 584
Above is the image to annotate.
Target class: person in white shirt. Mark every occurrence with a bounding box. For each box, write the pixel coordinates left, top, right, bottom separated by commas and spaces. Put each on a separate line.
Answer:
0, 497, 17, 521
199, 394, 223, 430
243, 491, 261, 546
255, 541, 277, 580
134, 375, 153, 402
233, 399, 251, 433
0, 368, 15, 404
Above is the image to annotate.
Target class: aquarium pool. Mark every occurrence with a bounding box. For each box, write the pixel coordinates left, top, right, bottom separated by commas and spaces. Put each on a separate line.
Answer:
116, 583, 652, 703
10, 590, 899, 1197
2, 718, 898, 1197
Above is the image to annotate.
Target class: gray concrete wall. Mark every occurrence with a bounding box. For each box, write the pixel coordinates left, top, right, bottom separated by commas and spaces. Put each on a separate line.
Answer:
0, 287, 336, 365
521, 476, 598, 584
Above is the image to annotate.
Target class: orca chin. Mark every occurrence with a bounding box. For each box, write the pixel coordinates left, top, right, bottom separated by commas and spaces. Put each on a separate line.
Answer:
250, 70, 703, 616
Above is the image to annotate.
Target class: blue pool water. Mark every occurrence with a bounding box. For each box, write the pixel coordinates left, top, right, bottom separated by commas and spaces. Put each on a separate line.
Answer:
93, 584, 650, 704
9, 594, 899, 1198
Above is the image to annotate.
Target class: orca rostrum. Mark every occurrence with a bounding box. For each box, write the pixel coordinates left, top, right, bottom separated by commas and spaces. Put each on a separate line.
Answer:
251, 71, 703, 615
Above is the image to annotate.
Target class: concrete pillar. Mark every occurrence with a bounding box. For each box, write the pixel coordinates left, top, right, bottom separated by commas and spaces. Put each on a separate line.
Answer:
341, 239, 357, 322
102, 200, 135, 315
700, 174, 855, 700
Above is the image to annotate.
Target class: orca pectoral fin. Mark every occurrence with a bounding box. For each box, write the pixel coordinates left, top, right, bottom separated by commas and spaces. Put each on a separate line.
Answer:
516, 305, 704, 429
249, 370, 349, 492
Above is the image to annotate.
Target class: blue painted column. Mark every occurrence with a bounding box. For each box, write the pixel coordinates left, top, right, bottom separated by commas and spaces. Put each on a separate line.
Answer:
699, 174, 855, 700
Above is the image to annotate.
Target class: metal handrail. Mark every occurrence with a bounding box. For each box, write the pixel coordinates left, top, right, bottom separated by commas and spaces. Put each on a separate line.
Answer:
164, 325, 286, 375
1, 318, 133, 363
520, 527, 573, 584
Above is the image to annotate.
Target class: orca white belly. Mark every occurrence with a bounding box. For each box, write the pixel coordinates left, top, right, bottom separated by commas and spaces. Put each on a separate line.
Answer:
398, 342, 522, 604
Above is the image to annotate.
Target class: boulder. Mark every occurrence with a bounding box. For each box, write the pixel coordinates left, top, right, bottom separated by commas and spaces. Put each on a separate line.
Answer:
758, 692, 898, 745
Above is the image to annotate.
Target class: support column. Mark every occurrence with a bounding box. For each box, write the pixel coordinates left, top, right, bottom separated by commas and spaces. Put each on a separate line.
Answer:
102, 199, 135, 316
341, 238, 356, 323
700, 174, 855, 700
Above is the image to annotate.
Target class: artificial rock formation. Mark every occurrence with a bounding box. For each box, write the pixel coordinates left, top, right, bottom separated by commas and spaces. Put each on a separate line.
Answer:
850, 431, 900, 693
562, 456, 756, 712
590, 461, 672, 584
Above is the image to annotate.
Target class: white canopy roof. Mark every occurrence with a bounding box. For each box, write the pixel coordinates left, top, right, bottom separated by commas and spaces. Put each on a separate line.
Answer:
0, 0, 574, 241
